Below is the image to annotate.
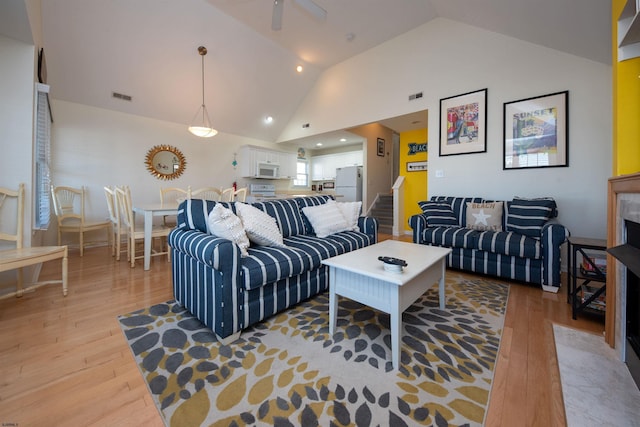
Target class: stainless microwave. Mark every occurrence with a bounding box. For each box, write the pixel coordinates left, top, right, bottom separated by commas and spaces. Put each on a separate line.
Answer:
256, 162, 279, 178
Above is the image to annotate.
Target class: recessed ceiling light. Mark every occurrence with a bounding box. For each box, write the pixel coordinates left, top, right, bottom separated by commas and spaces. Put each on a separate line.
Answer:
340, 138, 347, 142
265, 116, 274, 124
296, 65, 303, 73
316, 142, 323, 147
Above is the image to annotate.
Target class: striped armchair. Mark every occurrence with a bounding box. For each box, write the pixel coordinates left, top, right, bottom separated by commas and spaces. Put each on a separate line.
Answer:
409, 196, 569, 293
169, 195, 378, 343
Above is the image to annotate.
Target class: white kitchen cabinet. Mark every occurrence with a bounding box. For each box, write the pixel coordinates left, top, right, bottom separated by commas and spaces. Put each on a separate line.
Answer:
239, 145, 296, 179
311, 150, 363, 181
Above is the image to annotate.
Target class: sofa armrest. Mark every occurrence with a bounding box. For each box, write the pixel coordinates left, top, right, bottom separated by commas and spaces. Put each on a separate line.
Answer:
358, 216, 379, 243
168, 228, 241, 270
409, 213, 429, 244
540, 222, 570, 288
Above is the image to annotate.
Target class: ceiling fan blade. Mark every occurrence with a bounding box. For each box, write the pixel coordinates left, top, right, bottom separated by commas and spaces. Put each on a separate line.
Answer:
294, 0, 327, 21
272, 0, 283, 31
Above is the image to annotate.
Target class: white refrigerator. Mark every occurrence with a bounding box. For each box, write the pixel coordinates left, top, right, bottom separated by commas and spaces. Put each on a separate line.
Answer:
335, 166, 362, 202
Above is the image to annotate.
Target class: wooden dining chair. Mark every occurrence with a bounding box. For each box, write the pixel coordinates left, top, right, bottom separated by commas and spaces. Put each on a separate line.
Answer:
51, 185, 112, 256
103, 186, 125, 260
220, 187, 234, 202
189, 186, 222, 201
116, 186, 171, 268
159, 187, 188, 226
0, 183, 68, 300
232, 187, 247, 202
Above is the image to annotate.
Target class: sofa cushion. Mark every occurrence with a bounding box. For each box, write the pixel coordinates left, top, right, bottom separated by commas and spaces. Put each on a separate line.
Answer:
284, 230, 373, 269
421, 226, 479, 249
465, 201, 503, 231
418, 201, 458, 227
235, 202, 286, 248
430, 196, 484, 225
207, 204, 250, 256
252, 198, 308, 237
241, 246, 313, 290
476, 230, 541, 259
295, 195, 333, 234
506, 197, 557, 238
335, 201, 362, 231
177, 199, 235, 233
301, 201, 351, 237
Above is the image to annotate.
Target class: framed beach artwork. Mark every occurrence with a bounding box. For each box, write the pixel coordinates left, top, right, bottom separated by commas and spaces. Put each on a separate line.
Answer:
503, 91, 568, 170
439, 88, 487, 156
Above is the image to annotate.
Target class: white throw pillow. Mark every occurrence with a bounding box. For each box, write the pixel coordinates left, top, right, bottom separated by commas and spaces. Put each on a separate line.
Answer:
235, 202, 286, 247
207, 204, 250, 256
302, 202, 351, 238
334, 200, 362, 231
465, 201, 503, 232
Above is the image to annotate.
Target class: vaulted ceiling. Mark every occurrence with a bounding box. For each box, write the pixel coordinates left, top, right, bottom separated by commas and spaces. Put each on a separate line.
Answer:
1, 0, 611, 147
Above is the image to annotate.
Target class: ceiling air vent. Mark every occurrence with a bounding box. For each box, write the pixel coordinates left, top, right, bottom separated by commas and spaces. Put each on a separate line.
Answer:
112, 91, 132, 101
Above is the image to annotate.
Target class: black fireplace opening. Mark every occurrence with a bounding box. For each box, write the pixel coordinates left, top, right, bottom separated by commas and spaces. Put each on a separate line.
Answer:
609, 219, 640, 390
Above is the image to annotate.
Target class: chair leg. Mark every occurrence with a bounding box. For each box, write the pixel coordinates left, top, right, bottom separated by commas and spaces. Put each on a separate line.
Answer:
116, 231, 121, 261
130, 236, 135, 268
80, 230, 84, 257
58, 229, 61, 246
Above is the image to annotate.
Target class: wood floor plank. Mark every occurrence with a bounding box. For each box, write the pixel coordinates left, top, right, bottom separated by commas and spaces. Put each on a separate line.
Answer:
0, 237, 604, 426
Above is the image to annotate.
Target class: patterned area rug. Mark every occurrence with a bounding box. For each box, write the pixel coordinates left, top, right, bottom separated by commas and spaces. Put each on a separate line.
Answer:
118, 273, 509, 426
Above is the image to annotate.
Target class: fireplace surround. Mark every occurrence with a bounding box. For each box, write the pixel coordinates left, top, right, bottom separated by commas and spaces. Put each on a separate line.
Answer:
608, 219, 640, 388
606, 172, 640, 389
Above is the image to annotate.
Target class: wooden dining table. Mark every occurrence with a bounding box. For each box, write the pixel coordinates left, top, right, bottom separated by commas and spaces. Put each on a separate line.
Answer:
132, 203, 178, 270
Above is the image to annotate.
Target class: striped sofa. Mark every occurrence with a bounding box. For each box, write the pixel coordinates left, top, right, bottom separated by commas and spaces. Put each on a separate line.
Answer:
409, 196, 569, 293
169, 195, 378, 343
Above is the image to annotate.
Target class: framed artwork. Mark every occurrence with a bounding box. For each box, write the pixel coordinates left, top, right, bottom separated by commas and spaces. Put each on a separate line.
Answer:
377, 138, 385, 157
503, 90, 568, 170
439, 88, 487, 156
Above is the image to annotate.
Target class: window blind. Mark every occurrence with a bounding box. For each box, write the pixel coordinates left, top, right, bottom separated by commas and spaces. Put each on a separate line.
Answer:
34, 83, 51, 230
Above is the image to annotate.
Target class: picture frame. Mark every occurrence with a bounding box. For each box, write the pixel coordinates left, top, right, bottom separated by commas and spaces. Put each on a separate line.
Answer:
439, 88, 487, 156
377, 138, 385, 157
503, 90, 568, 170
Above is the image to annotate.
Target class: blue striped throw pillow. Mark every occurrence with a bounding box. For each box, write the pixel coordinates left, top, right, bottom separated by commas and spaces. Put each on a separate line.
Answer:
418, 201, 459, 227
505, 197, 557, 238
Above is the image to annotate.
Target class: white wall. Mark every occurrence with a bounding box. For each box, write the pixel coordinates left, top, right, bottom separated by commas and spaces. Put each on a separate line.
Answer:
47, 100, 283, 245
279, 18, 612, 239
0, 35, 35, 249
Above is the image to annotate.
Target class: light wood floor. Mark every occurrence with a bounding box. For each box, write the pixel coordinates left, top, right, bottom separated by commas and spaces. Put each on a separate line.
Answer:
0, 235, 603, 426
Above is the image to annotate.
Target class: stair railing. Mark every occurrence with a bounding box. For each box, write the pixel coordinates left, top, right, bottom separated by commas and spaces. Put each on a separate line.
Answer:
392, 175, 405, 236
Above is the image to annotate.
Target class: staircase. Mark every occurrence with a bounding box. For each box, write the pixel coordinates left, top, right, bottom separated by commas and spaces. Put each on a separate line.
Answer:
370, 194, 393, 235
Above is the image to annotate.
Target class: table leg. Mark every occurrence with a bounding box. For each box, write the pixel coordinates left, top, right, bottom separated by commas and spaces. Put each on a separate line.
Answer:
391, 290, 401, 370
329, 267, 337, 335
144, 210, 153, 270
439, 259, 446, 310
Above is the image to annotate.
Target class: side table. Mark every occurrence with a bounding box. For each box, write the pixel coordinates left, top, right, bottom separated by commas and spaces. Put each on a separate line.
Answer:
567, 236, 607, 320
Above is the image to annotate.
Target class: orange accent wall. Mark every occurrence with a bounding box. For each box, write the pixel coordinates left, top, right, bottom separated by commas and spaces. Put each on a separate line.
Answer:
614, 0, 640, 175
399, 128, 428, 232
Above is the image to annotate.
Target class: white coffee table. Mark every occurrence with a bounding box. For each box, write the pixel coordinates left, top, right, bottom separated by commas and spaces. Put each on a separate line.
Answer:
322, 240, 452, 370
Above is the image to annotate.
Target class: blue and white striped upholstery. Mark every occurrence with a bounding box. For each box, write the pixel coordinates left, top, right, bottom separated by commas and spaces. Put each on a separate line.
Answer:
252, 198, 308, 237
417, 201, 458, 226
176, 199, 235, 233
409, 196, 569, 290
506, 197, 557, 237
170, 195, 378, 340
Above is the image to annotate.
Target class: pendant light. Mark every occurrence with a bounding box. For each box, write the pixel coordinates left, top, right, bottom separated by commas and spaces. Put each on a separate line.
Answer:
188, 46, 218, 138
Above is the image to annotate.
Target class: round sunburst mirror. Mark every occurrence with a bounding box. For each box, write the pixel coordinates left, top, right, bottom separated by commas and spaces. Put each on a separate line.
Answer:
145, 145, 187, 180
